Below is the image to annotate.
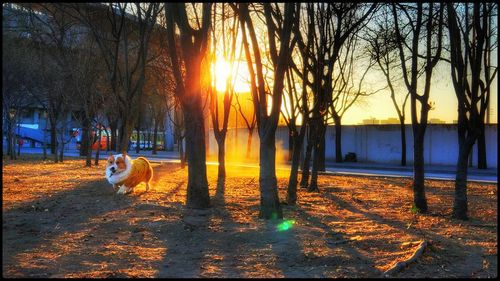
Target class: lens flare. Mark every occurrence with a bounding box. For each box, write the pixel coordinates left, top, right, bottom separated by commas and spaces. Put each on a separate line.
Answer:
276, 219, 295, 232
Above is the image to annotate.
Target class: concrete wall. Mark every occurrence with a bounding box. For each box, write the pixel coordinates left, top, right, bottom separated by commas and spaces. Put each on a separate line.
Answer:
207, 124, 498, 168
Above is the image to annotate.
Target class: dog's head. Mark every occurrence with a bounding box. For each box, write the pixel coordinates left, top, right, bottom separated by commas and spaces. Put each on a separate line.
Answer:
106, 152, 129, 176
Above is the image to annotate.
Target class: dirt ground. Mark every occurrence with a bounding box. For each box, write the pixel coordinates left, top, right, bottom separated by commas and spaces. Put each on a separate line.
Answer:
2, 155, 497, 278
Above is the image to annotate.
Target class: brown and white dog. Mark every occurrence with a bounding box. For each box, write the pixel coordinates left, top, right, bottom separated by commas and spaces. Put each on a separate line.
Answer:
105, 152, 153, 194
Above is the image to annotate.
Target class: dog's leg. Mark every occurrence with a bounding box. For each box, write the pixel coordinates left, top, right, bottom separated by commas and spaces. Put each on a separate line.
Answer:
113, 184, 119, 192
145, 181, 151, 192
117, 185, 126, 194
125, 186, 133, 194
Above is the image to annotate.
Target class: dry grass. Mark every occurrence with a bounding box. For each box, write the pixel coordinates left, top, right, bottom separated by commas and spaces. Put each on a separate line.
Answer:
2, 155, 497, 278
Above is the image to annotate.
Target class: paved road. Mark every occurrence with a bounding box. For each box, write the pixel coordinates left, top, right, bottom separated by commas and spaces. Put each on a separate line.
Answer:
9, 147, 498, 183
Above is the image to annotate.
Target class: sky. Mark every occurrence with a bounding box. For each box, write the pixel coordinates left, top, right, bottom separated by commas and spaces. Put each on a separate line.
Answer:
216, 56, 498, 125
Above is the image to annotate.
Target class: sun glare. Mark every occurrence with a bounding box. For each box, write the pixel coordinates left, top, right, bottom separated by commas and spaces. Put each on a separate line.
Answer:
214, 60, 232, 93
213, 59, 250, 93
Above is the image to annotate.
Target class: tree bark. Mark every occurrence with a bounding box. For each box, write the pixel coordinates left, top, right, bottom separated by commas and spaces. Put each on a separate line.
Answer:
50, 122, 57, 154
317, 122, 326, 170
110, 120, 117, 152
308, 137, 321, 192
216, 137, 226, 180
6, 120, 12, 158
85, 129, 92, 167
246, 127, 254, 159
453, 141, 473, 220
94, 126, 101, 166
135, 122, 141, 153
400, 119, 407, 166
259, 135, 283, 219
477, 122, 487, 169
152, 120, 159, 154
287, 125, 306, 205
334, 115, 343, 163
183, 102, 210, 208
80, 118, 90, 156
300, 126, 313, 188
412, 131, 428, 212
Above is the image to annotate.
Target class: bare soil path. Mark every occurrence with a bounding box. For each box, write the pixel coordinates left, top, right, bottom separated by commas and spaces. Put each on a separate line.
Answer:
2, 156, 497, 277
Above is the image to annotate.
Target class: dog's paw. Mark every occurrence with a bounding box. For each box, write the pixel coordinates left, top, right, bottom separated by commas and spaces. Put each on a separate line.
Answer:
117, 185, 126, 194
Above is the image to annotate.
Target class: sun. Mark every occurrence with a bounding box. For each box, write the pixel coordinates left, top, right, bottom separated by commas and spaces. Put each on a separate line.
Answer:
213, 59, 250, 93
214, 59, 232, 93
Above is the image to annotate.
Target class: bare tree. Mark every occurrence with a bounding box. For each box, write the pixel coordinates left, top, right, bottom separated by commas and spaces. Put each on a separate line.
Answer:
447, 2, 498, 220
2, 26, 35, 160
165, 3, 212, 208
289, 3, 377, 191
365, 5, 410, 166
392, 3, 444, 213
234, 91, 257, 159
209, 3, 240, 180
234, 3, 299, 219
73, 3, 161, 152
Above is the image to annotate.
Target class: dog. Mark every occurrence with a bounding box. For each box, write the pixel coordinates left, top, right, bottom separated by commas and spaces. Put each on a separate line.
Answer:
105, 152, 153, 194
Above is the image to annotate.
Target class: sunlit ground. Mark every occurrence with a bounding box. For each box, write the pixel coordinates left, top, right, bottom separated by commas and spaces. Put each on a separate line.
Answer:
2, 155, 497, 278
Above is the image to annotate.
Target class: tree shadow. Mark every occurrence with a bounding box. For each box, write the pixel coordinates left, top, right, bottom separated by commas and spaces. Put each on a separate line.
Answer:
2, 178, 136, 276
319, 189, 488, 277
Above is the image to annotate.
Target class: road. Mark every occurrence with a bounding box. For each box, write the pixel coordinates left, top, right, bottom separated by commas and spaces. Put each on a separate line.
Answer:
9, 146, 498, 183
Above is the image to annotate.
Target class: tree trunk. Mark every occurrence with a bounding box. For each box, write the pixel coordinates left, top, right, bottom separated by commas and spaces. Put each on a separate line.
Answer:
183, 102, 210, 208
308, 138, 321, 192
179, 137, 186, 169
118, 116, 135, 153
17, 125, 21, 157
300, 126, 313, 188
110, 121, 117, 152
42, 128, 47, 160
288, 129, 294, 161
246, 127, 254, 159
135, 126, 141, 153
216, 136, 226, 180
152, 121, 159, 154
477, 123, 487, 169
287, 125, 306, 205
104, 127, 110, 152
318, 122, 326, 171
80, 118, 90, 156
259, 135, 283, 219
50, 123, 57, 154
6, 120, 12, 158
85, 130, 92, 167
412, 131, 428, 212
334, 116, 343, 163
453, 140, 473, 220
94, 126, 101, 166
400, 120, 407, 166
59, 126, 66, 162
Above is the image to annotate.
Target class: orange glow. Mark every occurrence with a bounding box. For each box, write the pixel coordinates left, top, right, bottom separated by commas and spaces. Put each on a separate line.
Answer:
213, 59, 250, 93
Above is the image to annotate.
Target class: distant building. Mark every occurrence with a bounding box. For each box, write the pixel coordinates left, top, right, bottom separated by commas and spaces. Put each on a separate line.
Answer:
361, 118, 379, 125
429, 118, 446, 124
380, 118, 399, 124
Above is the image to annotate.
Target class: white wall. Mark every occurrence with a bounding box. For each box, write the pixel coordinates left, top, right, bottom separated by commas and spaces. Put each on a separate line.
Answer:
207, 124, 498, 168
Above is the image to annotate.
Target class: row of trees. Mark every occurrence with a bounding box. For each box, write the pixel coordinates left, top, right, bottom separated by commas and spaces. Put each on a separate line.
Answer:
166, 3, 496, 220
3, 3, 497, 221
3, 3, 183, 165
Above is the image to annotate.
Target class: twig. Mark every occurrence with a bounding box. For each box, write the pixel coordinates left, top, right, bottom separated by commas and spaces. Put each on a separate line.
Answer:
382, 240, 427, 277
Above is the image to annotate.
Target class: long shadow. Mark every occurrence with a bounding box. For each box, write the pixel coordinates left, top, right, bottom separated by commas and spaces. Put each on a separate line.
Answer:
2, 164, 173, 277
320, 189, 488, 276
280, 204, 379, 277
155, 175, 247, 278
2, 178, 135, 276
